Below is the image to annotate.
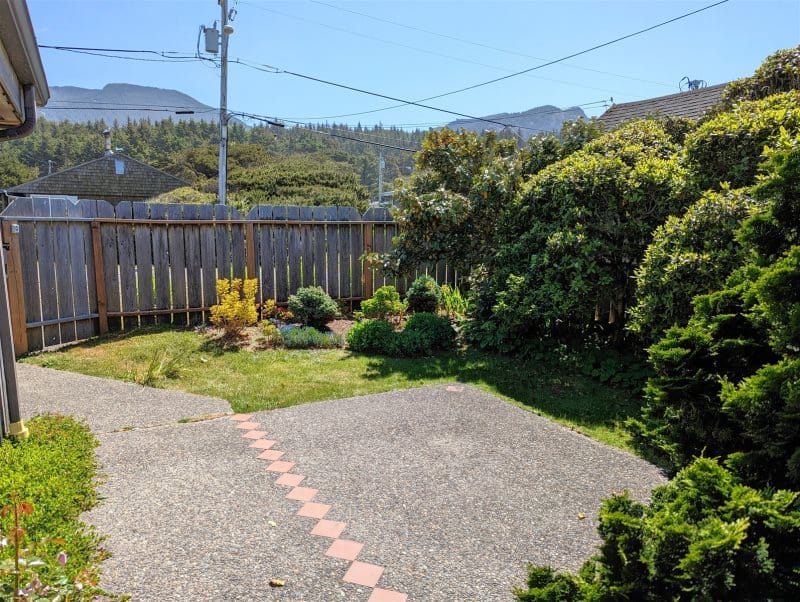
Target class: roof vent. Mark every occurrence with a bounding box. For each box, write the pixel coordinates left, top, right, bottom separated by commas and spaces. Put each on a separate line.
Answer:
103, 128, 114, 156
680, 77, 707, 91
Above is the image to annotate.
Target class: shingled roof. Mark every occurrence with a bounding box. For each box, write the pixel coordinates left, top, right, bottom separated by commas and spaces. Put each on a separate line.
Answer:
598, 83, 728, 130
8, 153, 188, 203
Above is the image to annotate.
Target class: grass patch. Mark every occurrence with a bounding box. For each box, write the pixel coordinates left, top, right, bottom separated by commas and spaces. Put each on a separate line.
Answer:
0, 415, 105, 589
23, 327, 643, 450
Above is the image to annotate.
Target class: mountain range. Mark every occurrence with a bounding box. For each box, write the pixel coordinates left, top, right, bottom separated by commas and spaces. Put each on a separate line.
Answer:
40, 83, 217, 124
41, 83, 585, 137
446, 105, 586, 139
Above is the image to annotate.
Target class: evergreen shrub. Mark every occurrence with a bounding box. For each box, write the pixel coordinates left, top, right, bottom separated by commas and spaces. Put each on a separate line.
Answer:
406, 275, 441, 313
287, 286, 338, 329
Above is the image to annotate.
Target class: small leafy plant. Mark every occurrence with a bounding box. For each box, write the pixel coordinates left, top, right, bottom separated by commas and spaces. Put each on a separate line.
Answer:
138, 348, 183, 387
210, 278, 258, 338
0, 495, 120, 601
439, 284, 470, 321
287, 287, 339, 329
258, 321, 284, 347
361, 286, 406, 321
282, 326, 343, 349
260, 299, 294, 323
405, 275, 441, 313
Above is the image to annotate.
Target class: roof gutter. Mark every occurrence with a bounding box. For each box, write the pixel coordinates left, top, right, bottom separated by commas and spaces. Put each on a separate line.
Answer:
0, 83, 35, 140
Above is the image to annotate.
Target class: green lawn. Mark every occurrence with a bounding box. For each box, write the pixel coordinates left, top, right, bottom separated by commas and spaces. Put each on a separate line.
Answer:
22, 327, 643, 451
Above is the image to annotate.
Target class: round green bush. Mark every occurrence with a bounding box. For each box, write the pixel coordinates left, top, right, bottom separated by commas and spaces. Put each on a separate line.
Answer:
405, 275, 441, 313
400, 312, 455, 356
361, 285, 406, 319
287, 286, 339, 329
346, 319, 399, 355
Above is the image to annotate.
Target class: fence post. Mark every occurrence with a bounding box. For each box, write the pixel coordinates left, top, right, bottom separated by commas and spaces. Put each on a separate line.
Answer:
1, 221, 28, 356
90, 222, 109, 336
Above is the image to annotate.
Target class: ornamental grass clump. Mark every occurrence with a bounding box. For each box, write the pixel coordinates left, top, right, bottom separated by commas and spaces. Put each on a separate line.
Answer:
210, 278, 258, 338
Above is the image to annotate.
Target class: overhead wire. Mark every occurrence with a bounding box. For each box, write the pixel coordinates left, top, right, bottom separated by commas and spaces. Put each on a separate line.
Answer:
306, 0, 675, 89
239, 1, 637, 99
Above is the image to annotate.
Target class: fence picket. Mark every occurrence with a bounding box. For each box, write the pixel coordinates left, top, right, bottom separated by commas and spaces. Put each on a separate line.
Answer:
166, 204, 187, 325
149, 204, 171, 324
132, 202, 155, 326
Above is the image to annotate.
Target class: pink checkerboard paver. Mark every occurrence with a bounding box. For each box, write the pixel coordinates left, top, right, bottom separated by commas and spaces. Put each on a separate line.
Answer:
235, 421, 259, 430
286, 486, 318, 501
297, 502, 331, 519
275, 473, 305, 487
249, 439, 277, 450
266, 460, 295, 473
343, 561, 384, 587
325, 538, 363, 561
242, 430, 267, 440
368, 589, 408, 602
310, 519, 346, 538
256, 449, 285, 461
229, 414, 252, 421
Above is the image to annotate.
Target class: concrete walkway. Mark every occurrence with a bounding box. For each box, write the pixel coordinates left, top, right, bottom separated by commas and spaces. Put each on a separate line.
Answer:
18, 363, 666, 601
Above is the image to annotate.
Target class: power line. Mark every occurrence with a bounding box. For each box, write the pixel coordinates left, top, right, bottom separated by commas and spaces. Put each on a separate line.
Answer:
233, 0, 727, 127
307, 0, 675, 90
410, 0, 730, 102
239, 1, 638, 99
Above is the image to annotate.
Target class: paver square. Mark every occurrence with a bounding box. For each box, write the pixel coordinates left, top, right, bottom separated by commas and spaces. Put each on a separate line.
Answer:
286, 486, 318, 501
368, 589, 408, 602
257, 449, 285, 461
343, 561, 384, 587
249, 439, 276, 450
310, 519, 346, 538
275, 473, 305, 487
229, 414, 252, 421
235, 421, 259, 430
242, 430, 267, 440
297, 502, 331, 519
266, 460, 295, 473
325, 538, 363, 561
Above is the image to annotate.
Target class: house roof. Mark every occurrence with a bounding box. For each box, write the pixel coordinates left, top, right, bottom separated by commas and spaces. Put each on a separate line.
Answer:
598, 83, 728, 129
8, 153, 189, 202
0, 0, 49, 127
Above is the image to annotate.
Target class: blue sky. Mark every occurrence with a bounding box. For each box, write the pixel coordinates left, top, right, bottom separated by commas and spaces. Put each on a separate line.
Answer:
28, 0, 800, 129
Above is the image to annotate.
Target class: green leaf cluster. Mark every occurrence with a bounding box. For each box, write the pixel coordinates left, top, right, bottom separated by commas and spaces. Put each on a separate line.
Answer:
515, 458, 800, 601
628, 187, 761, 343
287, 286, 339, 329
717, 45, 800, 111
631, 142, 800, 489
346, 312, 455, 357
0, 416, 103, 586
684, 90, 800, 191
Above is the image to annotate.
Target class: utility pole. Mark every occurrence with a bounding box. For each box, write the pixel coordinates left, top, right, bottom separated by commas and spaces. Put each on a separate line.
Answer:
218, 0, 232, 206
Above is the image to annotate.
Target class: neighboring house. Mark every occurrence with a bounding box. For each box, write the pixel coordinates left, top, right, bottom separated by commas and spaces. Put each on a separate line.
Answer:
598, 83, 727, 130
0, 0, 49, 138
0, 0, 50, 440
9, 140, 189, 204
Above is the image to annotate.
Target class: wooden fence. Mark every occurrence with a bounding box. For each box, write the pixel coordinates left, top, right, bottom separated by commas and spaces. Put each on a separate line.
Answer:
0, 197, 456, 355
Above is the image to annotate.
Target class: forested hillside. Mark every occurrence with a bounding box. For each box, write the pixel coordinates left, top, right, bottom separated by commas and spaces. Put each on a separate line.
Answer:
0, 118, 427, 209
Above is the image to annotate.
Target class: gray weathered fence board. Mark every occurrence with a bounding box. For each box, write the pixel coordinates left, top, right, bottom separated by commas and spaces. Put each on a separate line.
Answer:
115, 202, 138, 329
324, 207, 339, 298
311, 206, 327, 291
214, 204, 232, 282
287, 205, 302, 295
166, 204, 187, 325
34, 199, 59, 346
70, 201, 94, 340
149, 203, 171, 324
272, 206, 288, 301
132, 202, 155, 326
300, 206, 314, 288
198, 204, 216, 317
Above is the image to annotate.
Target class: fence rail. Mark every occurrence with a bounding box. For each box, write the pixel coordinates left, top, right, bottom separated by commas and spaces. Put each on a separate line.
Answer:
0, 197, 456, 355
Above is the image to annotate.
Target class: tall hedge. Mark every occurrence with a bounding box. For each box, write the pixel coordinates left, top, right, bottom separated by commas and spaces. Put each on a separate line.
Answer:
479, 119, 692, 348
684, 90, 800, 191
628, 187, 761, 343
630, 142, 800, 488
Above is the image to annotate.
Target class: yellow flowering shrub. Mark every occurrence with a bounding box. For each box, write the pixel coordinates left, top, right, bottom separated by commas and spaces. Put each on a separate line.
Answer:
210, 278, 258, 336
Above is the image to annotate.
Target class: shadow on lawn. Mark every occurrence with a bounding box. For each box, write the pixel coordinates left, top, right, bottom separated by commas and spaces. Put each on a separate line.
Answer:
352, 349, 644, 433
